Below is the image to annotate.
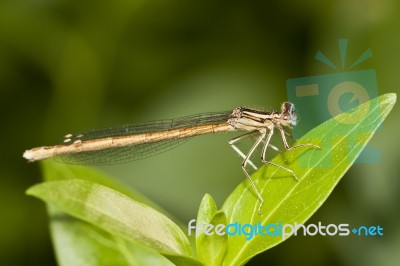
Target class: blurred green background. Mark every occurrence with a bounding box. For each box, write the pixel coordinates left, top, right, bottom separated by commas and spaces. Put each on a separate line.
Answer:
1, 0, 399, 265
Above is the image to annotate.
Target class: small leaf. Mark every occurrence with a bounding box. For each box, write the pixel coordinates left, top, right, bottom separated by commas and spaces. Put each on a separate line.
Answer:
196, 194, 227, 266
196, 194, 218, 234
198, 211, 227, 266
221, 93, 396, 265
27, 179, 202, 266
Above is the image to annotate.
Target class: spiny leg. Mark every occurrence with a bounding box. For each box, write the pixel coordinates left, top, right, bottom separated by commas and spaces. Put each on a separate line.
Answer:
229, 131, 259, 170
261, 127, 300, 181
260, 125, 320, 182
231, 131, 266, 214
230, 130, 280, 169
278, 125, 320, 151
263, 140, 280, 152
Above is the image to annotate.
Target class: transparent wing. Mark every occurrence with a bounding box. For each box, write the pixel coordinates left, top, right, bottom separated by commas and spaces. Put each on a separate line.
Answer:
58, 111, 232, 165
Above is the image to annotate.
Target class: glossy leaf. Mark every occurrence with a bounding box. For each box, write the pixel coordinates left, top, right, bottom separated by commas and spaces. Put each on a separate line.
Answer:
27, 179, 203, 266
40, 160, 175, 216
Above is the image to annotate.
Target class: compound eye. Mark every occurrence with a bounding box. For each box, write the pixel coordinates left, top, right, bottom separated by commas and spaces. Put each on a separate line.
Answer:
281, 102, 295, 114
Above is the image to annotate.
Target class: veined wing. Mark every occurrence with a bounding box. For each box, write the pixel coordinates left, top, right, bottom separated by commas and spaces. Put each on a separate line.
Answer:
58, 111, 232, 165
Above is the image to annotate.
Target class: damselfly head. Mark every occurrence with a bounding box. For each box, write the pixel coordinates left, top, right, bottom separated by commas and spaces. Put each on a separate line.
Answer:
280, 102, 297, 128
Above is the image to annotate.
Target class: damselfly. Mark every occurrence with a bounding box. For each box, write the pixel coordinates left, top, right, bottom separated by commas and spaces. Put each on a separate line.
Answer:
23, 102, 319, 213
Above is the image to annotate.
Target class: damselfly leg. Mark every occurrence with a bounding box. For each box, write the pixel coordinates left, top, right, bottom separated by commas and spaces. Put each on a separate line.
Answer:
230, 124, 320, 214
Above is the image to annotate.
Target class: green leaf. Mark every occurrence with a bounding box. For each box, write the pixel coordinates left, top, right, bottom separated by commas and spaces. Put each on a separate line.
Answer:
35, 160, 196, 265
221, 93, 396, 265
48, 206, 175, 266
196, 194, 227, 266
196, 194, 218, 234
27, 179, 203, 266
40, 160, 188, 235
40, 160, 174, 216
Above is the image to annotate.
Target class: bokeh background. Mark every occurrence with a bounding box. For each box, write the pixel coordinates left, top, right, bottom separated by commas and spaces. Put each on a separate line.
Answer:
1, 0, 399, 265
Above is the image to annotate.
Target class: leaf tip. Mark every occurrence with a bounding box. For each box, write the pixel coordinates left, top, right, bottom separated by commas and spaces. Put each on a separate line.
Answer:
25, 185, 40, 198
25, 186, 35, 196
383, 92, 397, 104
202, 193, 214, 202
